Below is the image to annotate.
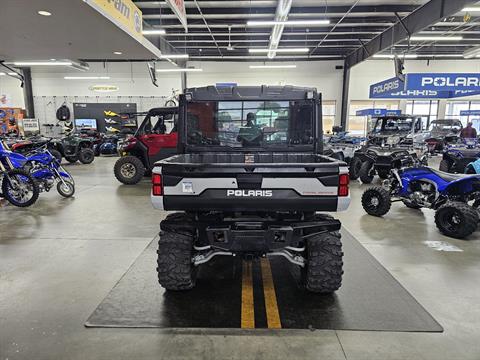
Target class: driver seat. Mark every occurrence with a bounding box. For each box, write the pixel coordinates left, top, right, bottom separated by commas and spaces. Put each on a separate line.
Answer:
429, 168, 479, 182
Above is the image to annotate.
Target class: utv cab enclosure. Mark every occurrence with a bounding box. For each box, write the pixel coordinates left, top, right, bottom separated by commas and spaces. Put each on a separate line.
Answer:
151, 85, 350, 293
114, 107, 178, 184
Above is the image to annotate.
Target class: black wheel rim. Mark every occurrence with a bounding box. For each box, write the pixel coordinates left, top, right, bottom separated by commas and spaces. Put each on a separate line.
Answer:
6, 174, 35, 203
440, 209, 463, 233
364, 193, 380, 212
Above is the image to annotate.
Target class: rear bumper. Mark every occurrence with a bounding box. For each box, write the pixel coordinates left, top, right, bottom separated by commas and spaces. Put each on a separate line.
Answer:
152, 191, 350, 212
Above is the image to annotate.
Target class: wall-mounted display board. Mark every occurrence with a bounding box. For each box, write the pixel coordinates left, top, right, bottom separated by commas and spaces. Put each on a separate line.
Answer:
73, 102, 137, 133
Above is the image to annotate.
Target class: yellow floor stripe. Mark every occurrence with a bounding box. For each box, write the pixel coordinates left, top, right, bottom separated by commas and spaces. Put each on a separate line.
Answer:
241, 261, 255, 329
260, 258, 282, 329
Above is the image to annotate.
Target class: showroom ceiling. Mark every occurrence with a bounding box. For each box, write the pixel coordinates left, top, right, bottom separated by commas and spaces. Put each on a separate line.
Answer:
135, 0, 480, 61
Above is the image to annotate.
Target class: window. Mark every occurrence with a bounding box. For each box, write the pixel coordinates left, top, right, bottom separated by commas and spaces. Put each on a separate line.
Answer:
186, 100, 314, 148
322, 101, 336, 133
405, 100, 438, 129
446, 101, 480, 127
347, 100, 400, 135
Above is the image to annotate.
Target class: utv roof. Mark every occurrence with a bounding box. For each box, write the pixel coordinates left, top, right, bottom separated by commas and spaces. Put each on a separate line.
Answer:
184, 85, 318, 101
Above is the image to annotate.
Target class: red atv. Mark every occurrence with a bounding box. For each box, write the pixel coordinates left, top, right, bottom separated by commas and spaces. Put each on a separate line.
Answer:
114, 107, 178, 185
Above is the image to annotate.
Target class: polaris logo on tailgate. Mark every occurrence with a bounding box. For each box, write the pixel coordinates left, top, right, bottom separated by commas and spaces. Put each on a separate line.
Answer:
227, 190, 273, 197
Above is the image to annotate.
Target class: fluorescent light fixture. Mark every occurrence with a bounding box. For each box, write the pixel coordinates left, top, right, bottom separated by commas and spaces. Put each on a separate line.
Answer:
249, 48, 309, 53
64, 76, 110, 80
373, 54, 418, 59
159, 54, 189, 59
463, 7, 480, 12
13, 61, 73, 66
247, 20, 330, 26
463, 45, 480, 59
249, 65, 297, 69
156, 68, 203, 72
142, 29, 166, 35
410, 36, 463, 41
38, 10, 52, 16
113, 51, 122, 55
0, 72, 17, 76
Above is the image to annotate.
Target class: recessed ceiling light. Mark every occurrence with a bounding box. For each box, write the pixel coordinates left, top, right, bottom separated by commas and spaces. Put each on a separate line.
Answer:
249, 48, 309, 53
142, 29, 166, 35
156, 68, 203, 73
249, 65, 297, 69
38, 10, 52, 16
113, 51, 123, 55
462, 7, 480, 12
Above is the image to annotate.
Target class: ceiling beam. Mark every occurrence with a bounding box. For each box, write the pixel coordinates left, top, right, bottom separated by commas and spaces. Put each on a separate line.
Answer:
345, 0, 476, 68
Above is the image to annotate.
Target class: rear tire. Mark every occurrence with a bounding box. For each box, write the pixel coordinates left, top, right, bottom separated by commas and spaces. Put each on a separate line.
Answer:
157, 215, 197, 291
359, 161, 375, 184
1, 169, 40, 207
361, 186, 391, 216
301, 231, 343, 294
114, 156, 145, 185
78, 148, 95, 164
434, 201, 478, 239
349, 157, 362, 180
439, 159, 451, 173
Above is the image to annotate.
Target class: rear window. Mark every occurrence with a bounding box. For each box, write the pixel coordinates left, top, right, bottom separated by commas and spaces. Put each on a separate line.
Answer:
185, 100, 314, 148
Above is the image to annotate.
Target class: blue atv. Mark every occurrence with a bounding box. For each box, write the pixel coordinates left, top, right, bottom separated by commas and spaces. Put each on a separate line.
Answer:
439, 138, 480, 173
1, 139, 75, 199
361, 166, 480, 239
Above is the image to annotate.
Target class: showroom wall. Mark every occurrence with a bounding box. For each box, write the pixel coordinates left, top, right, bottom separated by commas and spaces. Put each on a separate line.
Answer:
4, 58, 480, 129
0, 74, 25, 108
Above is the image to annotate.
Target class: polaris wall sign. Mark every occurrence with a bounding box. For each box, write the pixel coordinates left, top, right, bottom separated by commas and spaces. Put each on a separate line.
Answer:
406, 73, 480, 91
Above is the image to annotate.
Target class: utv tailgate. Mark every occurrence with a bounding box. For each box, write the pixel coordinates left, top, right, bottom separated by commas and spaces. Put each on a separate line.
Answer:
151, 153, 350, 212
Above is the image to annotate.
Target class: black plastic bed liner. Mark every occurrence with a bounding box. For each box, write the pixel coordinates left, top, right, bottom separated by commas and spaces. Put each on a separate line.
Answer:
157, 152, 341, 167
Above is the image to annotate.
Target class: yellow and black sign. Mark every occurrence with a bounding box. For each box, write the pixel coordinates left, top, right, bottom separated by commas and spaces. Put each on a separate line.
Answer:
87, 0, 143, 39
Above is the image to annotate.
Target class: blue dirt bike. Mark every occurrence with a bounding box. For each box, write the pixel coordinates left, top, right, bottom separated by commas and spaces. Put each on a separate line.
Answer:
1, 139, 75, 199
361, 165, 480, 239
0, 142, 40, 207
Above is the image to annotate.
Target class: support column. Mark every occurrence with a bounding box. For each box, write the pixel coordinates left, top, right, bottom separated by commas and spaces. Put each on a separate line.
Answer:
21, 67, 35, 118
181, 71, 187, 91
340, 63, 350, 130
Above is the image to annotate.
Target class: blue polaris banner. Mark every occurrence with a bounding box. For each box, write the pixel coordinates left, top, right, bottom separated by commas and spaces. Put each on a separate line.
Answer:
356, 109, 402, 117
370, 76, 480, 99
369, 77, 403, 98
405, 73, 480, 91
460, 110, 480, 116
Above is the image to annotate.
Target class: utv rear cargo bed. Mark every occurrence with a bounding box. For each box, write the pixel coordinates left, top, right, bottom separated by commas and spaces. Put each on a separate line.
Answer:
152, 152, 349, 212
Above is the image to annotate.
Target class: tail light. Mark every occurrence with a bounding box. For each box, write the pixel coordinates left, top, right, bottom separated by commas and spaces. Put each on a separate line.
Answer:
338, 173, 349, 197
152, 173, 163, 196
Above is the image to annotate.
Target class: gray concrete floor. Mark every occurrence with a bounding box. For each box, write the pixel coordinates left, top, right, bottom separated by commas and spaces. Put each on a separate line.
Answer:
1, 156, 479, 360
